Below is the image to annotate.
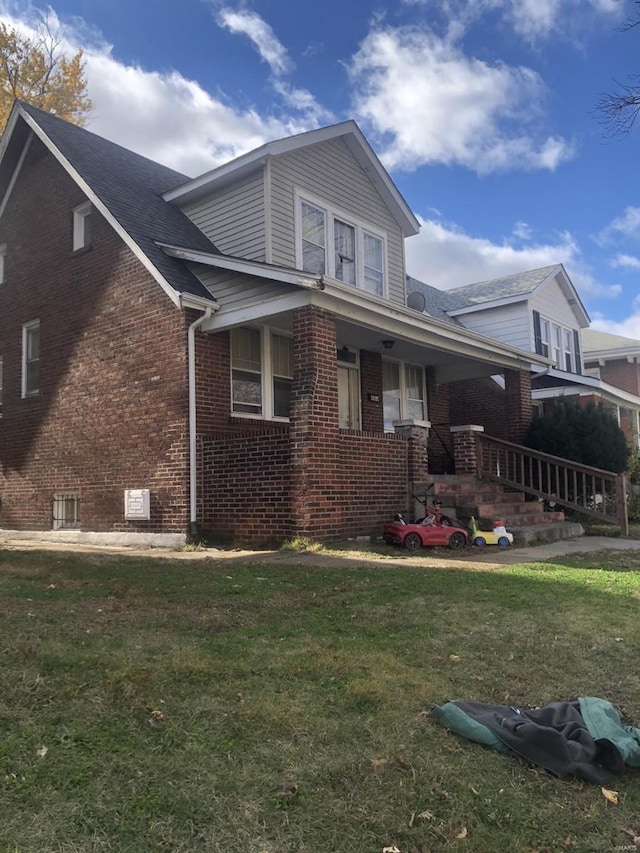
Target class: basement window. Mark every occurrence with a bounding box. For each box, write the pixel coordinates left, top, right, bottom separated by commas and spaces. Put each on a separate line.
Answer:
53, 493, 81, 530
73, 202, 92, 251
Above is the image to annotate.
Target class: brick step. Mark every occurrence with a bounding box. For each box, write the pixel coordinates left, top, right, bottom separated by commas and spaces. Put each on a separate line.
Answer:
439, 491, 526, 506
456, 511, 566, 528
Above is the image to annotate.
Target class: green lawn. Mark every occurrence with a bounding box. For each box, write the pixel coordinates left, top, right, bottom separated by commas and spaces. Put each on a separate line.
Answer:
1, 546, 639, 852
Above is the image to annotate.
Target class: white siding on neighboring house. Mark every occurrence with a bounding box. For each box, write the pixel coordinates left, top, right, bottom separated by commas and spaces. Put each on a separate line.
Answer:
454, 303, 531, 351
530, 276, 578, 332
268, 138, 406, 305
191, 266, 291, 312
183, 170, 266, 261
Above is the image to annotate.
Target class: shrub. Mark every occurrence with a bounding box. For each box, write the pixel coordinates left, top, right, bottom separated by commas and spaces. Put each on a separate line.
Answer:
525, 399, 630, 474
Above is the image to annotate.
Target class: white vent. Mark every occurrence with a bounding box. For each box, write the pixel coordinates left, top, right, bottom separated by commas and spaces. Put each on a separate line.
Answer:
124, 489, 150, 520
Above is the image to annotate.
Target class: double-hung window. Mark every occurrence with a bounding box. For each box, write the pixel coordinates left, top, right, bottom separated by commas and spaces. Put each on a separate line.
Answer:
382, 360, 426, 431
533, 310, 579, 373
22, 320, 40, 397
231, 327, 293, 419
298, 195, 386, 296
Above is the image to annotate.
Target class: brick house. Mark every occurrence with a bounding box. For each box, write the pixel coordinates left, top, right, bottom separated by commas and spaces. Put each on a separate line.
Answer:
0, 102, 550, 546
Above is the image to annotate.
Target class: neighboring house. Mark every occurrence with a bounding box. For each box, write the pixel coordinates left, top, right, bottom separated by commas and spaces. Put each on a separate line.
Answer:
0, 102, 550, 545
407, 266, 640, 453
582, 329, 640, 449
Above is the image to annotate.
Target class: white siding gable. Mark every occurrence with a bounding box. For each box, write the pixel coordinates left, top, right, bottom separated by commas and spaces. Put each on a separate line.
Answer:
453, 302, 530, 351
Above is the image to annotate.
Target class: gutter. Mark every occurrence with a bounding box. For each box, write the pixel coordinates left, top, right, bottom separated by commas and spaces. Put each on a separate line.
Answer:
182, 297, 217, 538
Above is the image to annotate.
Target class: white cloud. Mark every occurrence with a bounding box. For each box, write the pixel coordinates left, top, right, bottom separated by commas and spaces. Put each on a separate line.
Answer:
215, 7, 292, 76
0, 5, 319, 176
405, 214, 622, 301
590, 313, 640, 339
409, 0, 620, 42
348, 26, 575, 174
597, 206, 640, 245
512, 221, 533, 240
611, 254, 640, 269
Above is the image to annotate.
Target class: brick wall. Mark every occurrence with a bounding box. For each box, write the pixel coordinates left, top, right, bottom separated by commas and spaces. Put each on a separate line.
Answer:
198, 427, 407, 545
449, 370, 533, 444
360, 350, 384, 431
426, 369, 453, 473
0, 136, 191, 533
199, 429, 292, 544
596, 359, 640, 397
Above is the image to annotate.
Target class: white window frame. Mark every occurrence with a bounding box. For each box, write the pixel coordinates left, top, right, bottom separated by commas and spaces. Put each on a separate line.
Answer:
22, 319, 40, 398
73, 201, 92, 251
294, 191, 388, 297
231, 325, 293, 421
382, 359, 428, 431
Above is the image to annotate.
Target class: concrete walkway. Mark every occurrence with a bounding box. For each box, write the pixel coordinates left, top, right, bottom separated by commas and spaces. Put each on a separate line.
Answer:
1, 532, 639, 568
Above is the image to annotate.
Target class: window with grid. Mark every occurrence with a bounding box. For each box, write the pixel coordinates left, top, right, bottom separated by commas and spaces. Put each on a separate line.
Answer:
53, 493, 81, 530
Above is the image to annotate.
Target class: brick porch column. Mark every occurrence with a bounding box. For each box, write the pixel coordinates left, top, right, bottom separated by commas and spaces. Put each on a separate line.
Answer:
394, 423, 430, 482
504, 369, 532, 445
289, 305, 341, 539
450, 424, 484, 476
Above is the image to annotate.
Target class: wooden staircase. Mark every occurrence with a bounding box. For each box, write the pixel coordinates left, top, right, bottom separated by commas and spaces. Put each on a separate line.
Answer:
417, 475, 583, 545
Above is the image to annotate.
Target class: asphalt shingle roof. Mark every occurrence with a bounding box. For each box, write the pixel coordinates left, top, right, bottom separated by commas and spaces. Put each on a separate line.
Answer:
446, 265, 561, 306
405, 276, 464, 326
19, 102, 218, 299
582, 328, 640, 354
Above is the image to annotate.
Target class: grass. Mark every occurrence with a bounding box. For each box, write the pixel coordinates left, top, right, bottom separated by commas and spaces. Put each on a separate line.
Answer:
1, 546, 640, 852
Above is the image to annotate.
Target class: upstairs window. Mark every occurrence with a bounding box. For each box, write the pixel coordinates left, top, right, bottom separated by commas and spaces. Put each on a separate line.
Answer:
22, 320, 40, 397
73, 202, 92, 251
297, 194, 386, 296
231, 326, 293, 420
533, 310, 579, 373
382, 360, 426, 431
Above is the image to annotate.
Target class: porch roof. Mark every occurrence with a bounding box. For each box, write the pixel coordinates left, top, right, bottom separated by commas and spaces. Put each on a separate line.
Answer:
162, 244, 553, 384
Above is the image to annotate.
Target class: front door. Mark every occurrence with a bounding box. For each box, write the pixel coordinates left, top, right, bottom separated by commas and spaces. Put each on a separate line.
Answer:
337, 364, 360, 430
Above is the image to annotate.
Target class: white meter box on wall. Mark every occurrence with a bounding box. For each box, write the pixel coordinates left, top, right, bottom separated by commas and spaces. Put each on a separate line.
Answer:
124, 489, 151, 520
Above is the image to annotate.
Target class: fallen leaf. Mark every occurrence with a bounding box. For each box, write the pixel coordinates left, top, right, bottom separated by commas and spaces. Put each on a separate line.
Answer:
371, 757, 389, 778
382, 847, 401, 853
614, 637, 624, 642
148, 710, 165, 725
36, 745, 48, 759
601, 787, 618, 805
418, 810, 435, 820
456, 826, 468, 839
449, 654, 461, 663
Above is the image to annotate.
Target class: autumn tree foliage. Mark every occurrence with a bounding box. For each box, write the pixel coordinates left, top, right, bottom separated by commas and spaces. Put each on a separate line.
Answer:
0, 15, 91, 130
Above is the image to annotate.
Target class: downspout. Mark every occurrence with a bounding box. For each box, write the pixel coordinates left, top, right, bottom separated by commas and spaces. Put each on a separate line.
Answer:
186, 305, 212, 539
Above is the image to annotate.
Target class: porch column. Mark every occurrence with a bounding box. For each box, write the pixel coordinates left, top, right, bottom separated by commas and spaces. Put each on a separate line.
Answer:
394, 423, 430, 482
504, 369, 532, 444
289, 305, 341, 539
360, 350, 384, 432
450, 424, 484, 476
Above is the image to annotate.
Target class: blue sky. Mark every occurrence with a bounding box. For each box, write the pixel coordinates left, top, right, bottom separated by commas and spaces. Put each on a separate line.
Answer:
3, 0, 640, 335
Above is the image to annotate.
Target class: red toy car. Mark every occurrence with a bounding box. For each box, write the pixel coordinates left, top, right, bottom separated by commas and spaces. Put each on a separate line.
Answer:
383, 509, 468, 552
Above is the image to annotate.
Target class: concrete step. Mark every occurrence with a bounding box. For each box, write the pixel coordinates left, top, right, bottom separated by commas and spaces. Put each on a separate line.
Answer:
510, 521, 584, 547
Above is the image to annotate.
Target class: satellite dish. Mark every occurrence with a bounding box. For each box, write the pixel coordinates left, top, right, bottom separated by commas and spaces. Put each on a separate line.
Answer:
407, 291, 427, 313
